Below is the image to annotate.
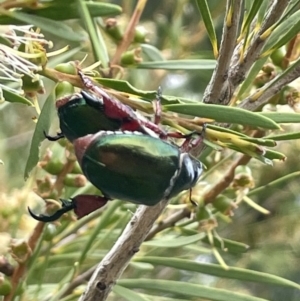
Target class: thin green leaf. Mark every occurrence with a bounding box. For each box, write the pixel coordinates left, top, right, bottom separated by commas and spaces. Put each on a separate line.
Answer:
78, 200, 123, 265
241, 0, 263, 34
201, 236, 249, 253
135, 257, 300, 289
248, 171, 300, 196
48, 47, 83, 68
203, 139, 224, 151
0, 10, 82, 42
0, 35, 13, 46
266, 131, 300, 141
3, 90, 33, 106
86, 2, 122, 17
136, 60, 216, 70
129, 262, 154, 271
165, 104, 280, 129
24, 93, 55, 180
207, 124, 247, 137
118, 279, 270, 301
144, 296, 189, 301
140, 44, 165, 61
113, 285, 150, 301
143, 233, 205, 248
257, 0, 270, 24
252, 155, 273, 165
0, 2, 122, 23
227, 144, 273, 165
208, 125, 276, 146
95, 78, 180, 105
236, 56, 268, 99
264, 149, 286, 161
241, 137, 276, 147
262, 10, 300, 56
178, 230, 249, 253
260, 112, 300, 123
285, 0, 300, 16
195, 0, 218, 57
76, 0, 109, 66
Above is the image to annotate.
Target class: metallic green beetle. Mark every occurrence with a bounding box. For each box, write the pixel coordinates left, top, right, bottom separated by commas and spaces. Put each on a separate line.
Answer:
45, 72, 192, 143
74, 131, 202, 205
29, 131, 202, 222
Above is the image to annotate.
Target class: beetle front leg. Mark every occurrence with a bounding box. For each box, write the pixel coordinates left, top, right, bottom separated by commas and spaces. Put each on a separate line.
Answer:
79, 71, 110, 100
179, 125, 206, 153
43, 130, 65, 141
81, 90, 104, 110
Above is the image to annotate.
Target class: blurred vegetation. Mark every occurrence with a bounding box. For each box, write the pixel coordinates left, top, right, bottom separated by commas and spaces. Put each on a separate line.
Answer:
1, 0, 300, 300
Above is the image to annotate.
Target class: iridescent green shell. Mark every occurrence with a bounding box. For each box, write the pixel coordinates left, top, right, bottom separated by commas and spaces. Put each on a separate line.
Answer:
74, 132, 202, 206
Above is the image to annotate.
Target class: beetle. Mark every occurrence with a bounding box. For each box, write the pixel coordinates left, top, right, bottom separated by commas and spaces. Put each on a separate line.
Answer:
45, 71, 191, 142
29, 131, 202, 222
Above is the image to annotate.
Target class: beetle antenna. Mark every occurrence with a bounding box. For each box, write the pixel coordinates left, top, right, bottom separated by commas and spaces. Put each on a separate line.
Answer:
28, 199, 75, 222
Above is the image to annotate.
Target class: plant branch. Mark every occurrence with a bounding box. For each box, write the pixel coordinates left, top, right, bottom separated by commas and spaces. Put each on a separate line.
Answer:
203, 0, 243, 105
146, 207, 190, 240
78, 199, 169, 301
239, 62, 300, 111
110, 0, 147, 66
4, 222, 45, 301
57, 266, 96, 299
60, 151, 251, 300
229, 0, 290, 86
203, 154, 251, 203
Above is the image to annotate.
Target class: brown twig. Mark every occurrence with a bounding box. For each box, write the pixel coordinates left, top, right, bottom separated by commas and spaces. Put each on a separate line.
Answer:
239, 62, 300, 112
203, 154, 251, 203
53, 157, 75, 195
146, 208, 190, 240
110, 0, 148, 66
4, 222, 45, 301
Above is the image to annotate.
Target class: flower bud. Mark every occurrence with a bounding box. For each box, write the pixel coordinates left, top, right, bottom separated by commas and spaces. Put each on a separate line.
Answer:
55, 61, 77, 75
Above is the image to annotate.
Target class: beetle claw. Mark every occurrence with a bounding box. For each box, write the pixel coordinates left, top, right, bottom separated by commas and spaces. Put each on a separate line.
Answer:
43, 130, 65, 141
28, 199, 75, 222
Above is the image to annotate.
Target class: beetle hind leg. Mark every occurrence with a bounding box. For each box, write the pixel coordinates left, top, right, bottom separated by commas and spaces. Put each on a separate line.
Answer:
28, 199, 75, 222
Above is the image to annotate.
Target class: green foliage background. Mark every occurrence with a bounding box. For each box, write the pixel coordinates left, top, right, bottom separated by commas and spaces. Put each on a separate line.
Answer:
1, 0, 300, 300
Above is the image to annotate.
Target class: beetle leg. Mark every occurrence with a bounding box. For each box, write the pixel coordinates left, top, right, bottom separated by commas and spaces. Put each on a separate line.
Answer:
28, 195, 109, 222
43, 130, 65, 141
153, 86, 162, 125
167, 130, 196, 139
28, 199, 75, 222
81, 90, 104, 110
72, 194, 109, 219
189, 189, 198, 207
179, 125, 207, 153
152, 88, 198, 140
79, 71, 109, 100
